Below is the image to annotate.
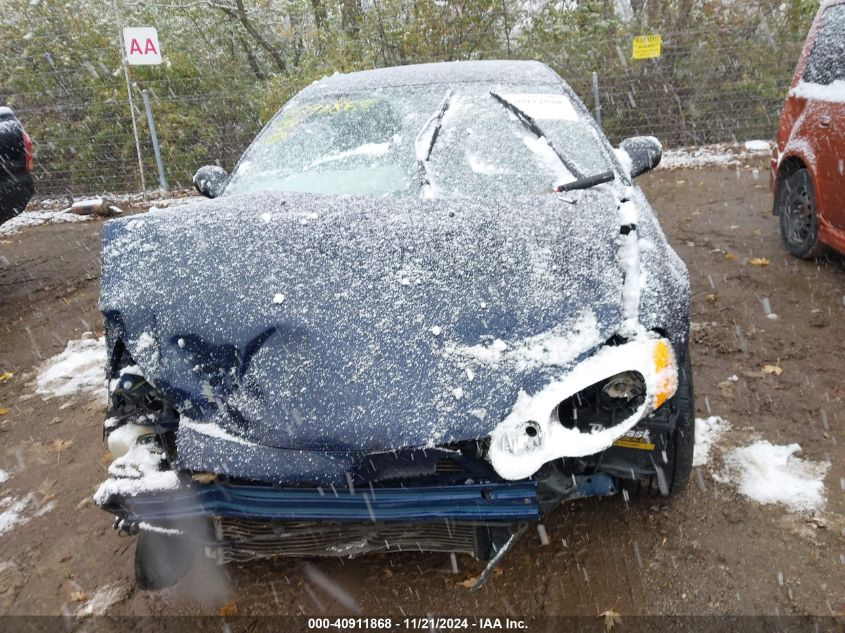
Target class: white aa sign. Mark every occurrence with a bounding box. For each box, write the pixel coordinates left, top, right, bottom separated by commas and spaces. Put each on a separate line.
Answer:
124, 27, 162, 65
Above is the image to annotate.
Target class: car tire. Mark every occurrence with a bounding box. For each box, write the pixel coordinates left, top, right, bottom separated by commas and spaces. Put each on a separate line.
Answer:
622, 348, 694, 498
776, 168, 827, 259
134, 530, 194, 591
666, 350, 695, 495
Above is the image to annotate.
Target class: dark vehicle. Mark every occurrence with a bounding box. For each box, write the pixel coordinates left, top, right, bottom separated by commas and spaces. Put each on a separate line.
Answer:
772, 0, 845, 258
94, 61, 692, 590
0, 106, 34, 224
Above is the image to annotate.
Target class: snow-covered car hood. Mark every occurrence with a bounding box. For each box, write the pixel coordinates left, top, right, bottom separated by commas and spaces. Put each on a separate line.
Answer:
100, 189, 629, 451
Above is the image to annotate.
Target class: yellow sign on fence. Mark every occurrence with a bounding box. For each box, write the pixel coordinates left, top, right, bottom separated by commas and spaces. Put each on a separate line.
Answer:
632, 34, 662, 59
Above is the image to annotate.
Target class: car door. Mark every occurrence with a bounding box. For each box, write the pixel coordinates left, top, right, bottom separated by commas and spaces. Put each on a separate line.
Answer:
801, 3, 845, 232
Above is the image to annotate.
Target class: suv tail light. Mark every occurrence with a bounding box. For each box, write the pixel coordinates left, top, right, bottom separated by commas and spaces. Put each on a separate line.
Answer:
22, 131, 32, 172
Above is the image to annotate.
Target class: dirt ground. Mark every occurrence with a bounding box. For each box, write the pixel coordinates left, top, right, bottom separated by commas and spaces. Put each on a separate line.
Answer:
0, 164, 844, 619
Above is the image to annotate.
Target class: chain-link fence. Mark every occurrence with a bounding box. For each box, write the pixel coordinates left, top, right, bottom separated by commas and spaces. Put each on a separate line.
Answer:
0, 0, 815, 196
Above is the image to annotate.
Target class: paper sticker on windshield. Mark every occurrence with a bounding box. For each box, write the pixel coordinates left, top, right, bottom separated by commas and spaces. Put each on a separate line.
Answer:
500, 93, 578, 121
266, 98, 379, 144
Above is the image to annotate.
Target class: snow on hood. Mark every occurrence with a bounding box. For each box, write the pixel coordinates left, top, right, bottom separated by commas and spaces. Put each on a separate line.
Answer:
100, 188, 631, 453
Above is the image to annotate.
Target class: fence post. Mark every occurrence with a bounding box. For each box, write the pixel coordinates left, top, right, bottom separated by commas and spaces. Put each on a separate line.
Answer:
141, 89, 168, 191
592, 71, 602, 128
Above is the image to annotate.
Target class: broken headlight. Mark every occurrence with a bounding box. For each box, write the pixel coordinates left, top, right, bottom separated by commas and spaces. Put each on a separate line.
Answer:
554, 371, 646, 434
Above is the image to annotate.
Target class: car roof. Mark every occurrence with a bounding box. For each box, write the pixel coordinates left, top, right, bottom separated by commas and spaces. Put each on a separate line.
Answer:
300, 60, 565, 97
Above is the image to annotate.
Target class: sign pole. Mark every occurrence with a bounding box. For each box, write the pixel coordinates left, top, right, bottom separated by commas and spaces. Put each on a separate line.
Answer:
113, 0, 147, 198
141, 89, 168, 190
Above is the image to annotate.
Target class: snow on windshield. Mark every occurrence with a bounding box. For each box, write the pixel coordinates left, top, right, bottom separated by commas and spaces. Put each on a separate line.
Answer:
224, 84, 611, 198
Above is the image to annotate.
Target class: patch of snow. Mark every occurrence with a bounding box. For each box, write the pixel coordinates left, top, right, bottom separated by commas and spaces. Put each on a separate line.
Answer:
93, 441, 178, 506
0, 495, 31, 535
744, 140, 771, 152
180, 417, 255, 446
33, 336, 106, 402
0, 492, 51, 535
519, 133, 575, 188
430, 326, 442, 336
446, 310, 602, 372
138, 521, 182, 536
0, 209, 92, 237
659, 143, 773, 170
0, 470, 8, 484
613, 147, 633, 178
660, 146, 738, 169
789, 79, 845, 104
693, 416, 731, 467
719, 441, 829, 512
273, 293, 286, 304
75, 583, 130, 616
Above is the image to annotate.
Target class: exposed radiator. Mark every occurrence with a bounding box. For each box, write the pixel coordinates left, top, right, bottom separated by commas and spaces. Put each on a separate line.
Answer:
209, 518, 478, 564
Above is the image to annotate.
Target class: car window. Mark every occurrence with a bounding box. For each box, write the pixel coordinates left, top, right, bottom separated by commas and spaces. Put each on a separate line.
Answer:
803, 4, 845, 85
223, 84, 613, 198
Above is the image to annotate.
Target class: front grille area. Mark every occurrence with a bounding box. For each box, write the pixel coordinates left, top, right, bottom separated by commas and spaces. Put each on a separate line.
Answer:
211, 518, 479, 564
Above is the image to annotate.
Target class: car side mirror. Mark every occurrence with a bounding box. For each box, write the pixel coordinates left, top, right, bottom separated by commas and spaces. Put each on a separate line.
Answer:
193, 165, 228, 198
618, 136, 662, 178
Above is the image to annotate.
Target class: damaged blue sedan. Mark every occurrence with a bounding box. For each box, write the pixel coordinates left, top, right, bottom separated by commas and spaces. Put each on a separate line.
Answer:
95, 60, 693, 590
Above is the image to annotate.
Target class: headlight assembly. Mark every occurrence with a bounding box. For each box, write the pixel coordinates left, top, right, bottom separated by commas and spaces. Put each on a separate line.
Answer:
487, 336, 678, 480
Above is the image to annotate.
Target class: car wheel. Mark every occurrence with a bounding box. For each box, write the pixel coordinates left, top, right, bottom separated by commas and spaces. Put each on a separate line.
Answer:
776, 169, 827, 259
134, 530, 194, 591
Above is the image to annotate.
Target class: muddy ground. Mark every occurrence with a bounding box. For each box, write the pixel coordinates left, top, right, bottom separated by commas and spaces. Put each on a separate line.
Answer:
0, 164, 843, 619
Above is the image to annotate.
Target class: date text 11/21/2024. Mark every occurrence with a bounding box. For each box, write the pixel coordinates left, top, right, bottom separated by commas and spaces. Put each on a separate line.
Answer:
307, 617, 528, 630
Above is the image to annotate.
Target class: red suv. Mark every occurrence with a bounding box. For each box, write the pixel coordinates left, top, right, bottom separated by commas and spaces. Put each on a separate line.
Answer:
772, 0, 845, 258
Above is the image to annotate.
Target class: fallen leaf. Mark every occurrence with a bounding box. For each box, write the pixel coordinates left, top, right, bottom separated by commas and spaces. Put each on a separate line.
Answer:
762, 364, 783, 376
457, 576, 478, 588
724, 252, 737, 260
48, 439, 73, 454
706, 293, 717, 302
0, 407, 7, 416
39, 479, 58, 503
717, 380, 735, 398
382, 567, 393, 578
70, 591, 87, 602
217, 601, 238, 616
598, 609, 622, 632
0, 373, 12, 383
748, 257, 770, 266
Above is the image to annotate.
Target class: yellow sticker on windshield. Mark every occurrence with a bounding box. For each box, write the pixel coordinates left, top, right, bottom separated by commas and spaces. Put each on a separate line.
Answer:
266, 98, 379, 144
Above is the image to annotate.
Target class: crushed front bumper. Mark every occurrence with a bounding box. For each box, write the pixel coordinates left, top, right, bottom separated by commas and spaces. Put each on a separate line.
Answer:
102, 480, 541, 524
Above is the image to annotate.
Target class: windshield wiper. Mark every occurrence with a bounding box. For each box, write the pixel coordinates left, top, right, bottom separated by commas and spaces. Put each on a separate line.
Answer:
415, 90, 452, 192
555, 170, 615, 192
489, 91, 585, 181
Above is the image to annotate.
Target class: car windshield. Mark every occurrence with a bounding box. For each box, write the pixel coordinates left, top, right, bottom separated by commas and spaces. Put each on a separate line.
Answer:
223, 83, 613, 198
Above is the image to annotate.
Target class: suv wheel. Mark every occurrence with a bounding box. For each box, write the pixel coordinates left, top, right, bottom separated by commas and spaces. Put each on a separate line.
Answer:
776, 168, 827, 259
